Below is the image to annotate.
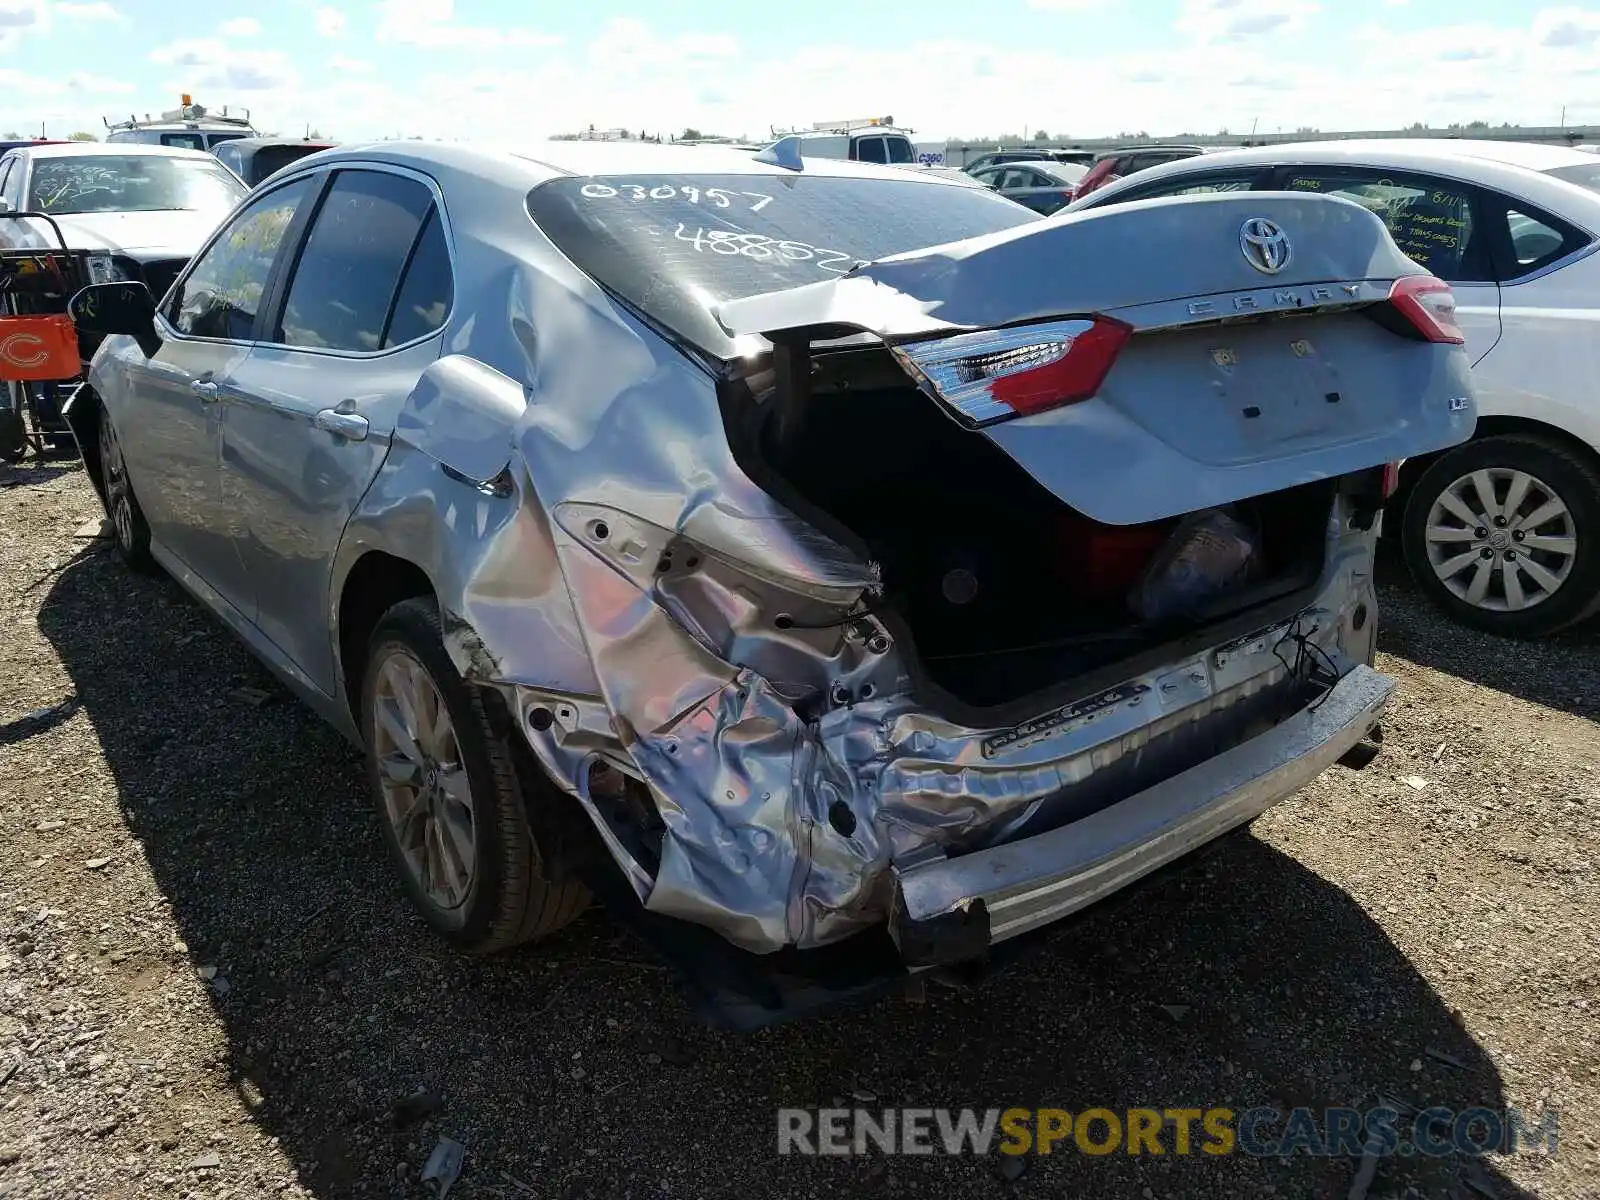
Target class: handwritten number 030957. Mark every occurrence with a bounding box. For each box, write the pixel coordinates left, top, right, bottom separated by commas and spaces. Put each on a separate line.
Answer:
580, 182, 773, 211
672, 225, 854, 273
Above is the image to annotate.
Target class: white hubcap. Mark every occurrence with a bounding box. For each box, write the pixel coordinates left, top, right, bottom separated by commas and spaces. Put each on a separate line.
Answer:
1424, 467, 1578, 612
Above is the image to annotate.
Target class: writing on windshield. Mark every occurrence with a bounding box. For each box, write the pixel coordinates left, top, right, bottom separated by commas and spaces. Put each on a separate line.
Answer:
28, 155, 246, 216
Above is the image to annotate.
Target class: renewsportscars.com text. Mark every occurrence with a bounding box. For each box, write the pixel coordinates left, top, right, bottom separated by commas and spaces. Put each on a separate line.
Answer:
777, 1106, 1560, 1159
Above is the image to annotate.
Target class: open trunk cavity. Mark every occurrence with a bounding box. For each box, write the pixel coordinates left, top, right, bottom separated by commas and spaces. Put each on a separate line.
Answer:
731, 346, 1339, 713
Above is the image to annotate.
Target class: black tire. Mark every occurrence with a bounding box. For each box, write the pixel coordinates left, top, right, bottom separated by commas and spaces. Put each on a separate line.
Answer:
1401, 434, 1600, 638
0, 385, 26, 462
97, 402, 154, 572
360, 597, 588, 953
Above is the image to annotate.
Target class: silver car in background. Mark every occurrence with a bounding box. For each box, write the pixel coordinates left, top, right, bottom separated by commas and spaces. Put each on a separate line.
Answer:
67, 141, 1475, 1023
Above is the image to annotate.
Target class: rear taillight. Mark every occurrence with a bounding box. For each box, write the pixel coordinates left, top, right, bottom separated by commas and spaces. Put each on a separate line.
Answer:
1387, 275, 1465, 345
891, 316, 1133, 427
1381, 461, 1402, 499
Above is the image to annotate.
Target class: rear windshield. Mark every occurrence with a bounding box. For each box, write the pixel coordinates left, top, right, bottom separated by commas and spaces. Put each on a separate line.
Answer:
525, 173, 1039, 355
1546, 163, 1600, 194
252, 145, 326, 181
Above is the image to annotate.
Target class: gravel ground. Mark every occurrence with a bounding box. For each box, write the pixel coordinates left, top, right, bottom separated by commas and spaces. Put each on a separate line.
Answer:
1, 463, 1597, 1200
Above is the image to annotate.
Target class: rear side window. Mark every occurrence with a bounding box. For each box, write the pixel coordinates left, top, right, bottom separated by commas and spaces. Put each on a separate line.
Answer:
161, 133, 206, 150
1489, 198, 1591, 280
1280, 170, 1480, 281
275, 169, 435, 352
381, 208, 453, 348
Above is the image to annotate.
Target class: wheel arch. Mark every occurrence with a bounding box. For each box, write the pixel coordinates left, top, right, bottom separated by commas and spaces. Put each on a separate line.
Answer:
1389, 416, 1600, 529
63, 384, 109, 509
336, 550, 438, 727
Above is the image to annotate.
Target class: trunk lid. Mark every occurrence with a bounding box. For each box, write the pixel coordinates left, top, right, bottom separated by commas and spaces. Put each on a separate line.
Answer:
715, 191, 1478, 526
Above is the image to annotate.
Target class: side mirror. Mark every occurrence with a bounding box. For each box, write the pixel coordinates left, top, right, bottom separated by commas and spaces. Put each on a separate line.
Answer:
69, 281, 161, 357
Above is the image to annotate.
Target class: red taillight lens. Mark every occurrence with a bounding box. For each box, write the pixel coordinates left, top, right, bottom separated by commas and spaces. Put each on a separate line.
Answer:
1387, 275, 1465, 345
1381, 461, 1402, 499
891, 316, 1133, 427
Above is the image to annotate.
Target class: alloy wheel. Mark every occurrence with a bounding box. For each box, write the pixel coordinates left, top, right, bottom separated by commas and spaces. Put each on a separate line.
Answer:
370, 648, 477, 911
1423, 467, 1578, 613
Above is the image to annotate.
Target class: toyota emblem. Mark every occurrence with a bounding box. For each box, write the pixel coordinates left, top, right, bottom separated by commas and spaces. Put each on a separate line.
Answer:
1239, 217, 1292, 275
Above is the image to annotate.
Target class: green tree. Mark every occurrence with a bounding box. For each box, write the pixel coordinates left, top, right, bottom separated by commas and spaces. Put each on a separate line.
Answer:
68, 131, 98, 141
1033, 128, 1049, 141
681, 127, 703, 140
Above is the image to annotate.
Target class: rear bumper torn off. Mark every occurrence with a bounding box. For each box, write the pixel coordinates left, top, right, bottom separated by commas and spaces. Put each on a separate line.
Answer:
889, 663, 1395, 965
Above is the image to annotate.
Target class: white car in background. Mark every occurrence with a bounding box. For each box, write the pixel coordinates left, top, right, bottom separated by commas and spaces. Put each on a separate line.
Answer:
1068, 139, 1600, 638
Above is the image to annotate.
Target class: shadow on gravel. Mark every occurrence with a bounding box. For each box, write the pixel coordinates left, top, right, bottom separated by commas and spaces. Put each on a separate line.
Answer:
38, 551, 1543, 1200
0, 459, 81, 490
1374, 541, 1600, 723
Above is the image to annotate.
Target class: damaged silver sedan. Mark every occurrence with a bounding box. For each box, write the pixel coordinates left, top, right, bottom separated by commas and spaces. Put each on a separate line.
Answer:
66, 140, 1476, 1023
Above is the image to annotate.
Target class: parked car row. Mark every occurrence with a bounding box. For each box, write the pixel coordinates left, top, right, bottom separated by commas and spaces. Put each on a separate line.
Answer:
0, 127, 337, 459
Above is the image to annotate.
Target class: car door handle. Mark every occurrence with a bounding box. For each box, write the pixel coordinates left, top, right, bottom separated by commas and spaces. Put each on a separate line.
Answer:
190, 379, 220, 401
313, 408, 369, 442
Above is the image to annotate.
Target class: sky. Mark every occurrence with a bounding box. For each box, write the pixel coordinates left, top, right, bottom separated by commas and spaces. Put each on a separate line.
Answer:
1, 0, 1598, 143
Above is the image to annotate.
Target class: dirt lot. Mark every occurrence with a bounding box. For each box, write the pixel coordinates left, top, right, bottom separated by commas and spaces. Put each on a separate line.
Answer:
1, 462, 1597, 1200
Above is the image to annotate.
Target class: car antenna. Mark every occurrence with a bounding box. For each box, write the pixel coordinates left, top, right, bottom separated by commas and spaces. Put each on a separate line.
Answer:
754, 134, 803, 171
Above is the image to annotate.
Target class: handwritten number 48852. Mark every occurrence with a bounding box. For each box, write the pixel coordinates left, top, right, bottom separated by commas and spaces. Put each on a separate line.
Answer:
671, 225, 854, 273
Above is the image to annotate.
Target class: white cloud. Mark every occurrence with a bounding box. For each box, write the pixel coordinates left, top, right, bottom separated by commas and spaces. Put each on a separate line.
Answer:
1025, 0, 1107, 9
148, 37, 228, 68
0, 1, 42, 29
219, 16, 261, 37
56, 2, 124, 22
373, 0, 559, 48
1532, 6, 1600, 47
315, 6, 345, 36
1177, 0, 1321, 42
65, 70, 133, 93
74, 8, 1600, 147
195, 50, 298, 92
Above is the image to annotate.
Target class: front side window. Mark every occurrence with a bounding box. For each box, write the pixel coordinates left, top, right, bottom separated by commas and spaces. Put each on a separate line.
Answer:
170, 176, 312, 340
27, 153, 246, 216
1281, 169, 1478, 280
526, 172, 1039, 355
275, 169, 436, 352
884, 137, 915, 165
